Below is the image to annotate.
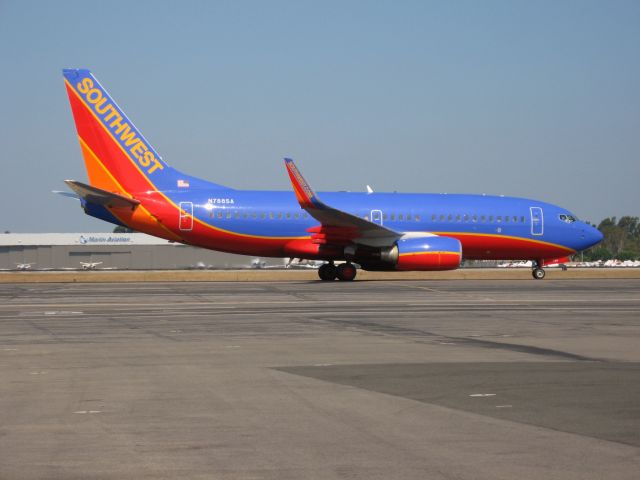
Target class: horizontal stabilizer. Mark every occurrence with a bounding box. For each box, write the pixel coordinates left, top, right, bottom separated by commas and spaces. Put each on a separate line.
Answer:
52, 190, 80, 199
64, 180, 140, 209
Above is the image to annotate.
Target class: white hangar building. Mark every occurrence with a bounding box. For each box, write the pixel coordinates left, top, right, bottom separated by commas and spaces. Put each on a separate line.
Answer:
0, 233, 285, 270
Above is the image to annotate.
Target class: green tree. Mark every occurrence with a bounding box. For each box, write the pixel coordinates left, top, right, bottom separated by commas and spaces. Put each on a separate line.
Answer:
582, 217, 640, 260
618, 251, 638, 261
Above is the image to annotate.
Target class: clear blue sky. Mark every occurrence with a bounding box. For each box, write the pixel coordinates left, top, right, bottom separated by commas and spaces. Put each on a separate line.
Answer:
0, 0, 638, 232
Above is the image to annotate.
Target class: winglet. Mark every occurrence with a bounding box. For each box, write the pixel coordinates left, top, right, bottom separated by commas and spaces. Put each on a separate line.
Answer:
284, 158, 324, 209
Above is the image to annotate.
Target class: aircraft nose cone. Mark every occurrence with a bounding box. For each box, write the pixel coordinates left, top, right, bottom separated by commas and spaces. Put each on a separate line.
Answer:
581, 225, 603, 250
592, 227, 604, 246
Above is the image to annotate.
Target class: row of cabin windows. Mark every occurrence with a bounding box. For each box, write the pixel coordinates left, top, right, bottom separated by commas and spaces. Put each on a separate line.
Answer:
209, 209, 525, 224
430, 214, 526, 223
362, 213, 527, 223
211, 210, 310, 220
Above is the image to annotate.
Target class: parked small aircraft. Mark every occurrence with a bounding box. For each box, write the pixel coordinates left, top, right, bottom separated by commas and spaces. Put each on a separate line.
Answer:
15, 263, 35, 271
79, 261, 103, 270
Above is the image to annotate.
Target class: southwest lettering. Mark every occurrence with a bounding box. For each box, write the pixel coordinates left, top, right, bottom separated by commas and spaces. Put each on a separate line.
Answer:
130, 141, 147, 160
86, 88, 102, 104
103, 107, 119, 122
95, 97, 110, 114
109, 115, 125, 131
119, 125, 139, 146
142, 150, 154, 167
75, 74, 164, 176
147, 159, 164, 173
77, 78, 93, 94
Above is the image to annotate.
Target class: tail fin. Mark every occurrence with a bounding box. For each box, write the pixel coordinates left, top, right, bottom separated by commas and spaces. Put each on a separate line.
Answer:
63, 69, 228, 194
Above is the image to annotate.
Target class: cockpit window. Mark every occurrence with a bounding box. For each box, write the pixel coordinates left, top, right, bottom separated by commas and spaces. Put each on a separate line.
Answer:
559, 214, 577, 223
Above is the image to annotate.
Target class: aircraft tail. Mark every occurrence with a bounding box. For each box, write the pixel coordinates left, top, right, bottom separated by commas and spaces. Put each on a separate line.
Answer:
63, 69, 229, 195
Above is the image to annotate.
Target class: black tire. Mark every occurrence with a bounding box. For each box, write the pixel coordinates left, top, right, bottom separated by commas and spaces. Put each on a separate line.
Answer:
318, 263, 337, 281
336, 263, 357, 281
532, 268, 546, 280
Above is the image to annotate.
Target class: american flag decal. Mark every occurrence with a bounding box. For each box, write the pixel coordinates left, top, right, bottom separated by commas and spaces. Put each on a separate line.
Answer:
177, 179, 190, 188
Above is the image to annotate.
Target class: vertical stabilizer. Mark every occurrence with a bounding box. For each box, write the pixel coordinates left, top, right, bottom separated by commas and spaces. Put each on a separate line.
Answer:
63, 69, 228, 194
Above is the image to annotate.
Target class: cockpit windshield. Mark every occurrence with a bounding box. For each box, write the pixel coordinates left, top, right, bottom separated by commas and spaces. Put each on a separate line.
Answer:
559, 214, 577, 223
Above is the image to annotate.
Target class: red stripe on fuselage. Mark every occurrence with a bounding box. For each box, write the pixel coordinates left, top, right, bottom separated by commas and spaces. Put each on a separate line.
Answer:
442, 232, 574, 260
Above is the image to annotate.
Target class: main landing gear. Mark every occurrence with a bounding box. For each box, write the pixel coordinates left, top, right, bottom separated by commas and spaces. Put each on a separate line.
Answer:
532, 260, 546, 280
318, 262, 357, 281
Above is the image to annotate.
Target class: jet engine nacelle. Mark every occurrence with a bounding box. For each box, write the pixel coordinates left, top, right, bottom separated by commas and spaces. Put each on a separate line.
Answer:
394, 236, 462, 271
352, 236, 462, 271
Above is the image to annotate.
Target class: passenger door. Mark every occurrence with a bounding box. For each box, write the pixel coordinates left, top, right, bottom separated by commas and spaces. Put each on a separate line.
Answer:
530, 207, 543, 236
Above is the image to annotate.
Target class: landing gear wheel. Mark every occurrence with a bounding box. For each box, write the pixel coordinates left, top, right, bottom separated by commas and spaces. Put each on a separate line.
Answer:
532, 268, 546, 280
318, 263, 337, 281
336, 263, 357, 281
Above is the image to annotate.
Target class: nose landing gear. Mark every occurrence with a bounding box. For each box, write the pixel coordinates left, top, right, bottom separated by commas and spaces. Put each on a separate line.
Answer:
317, 262, 357, 281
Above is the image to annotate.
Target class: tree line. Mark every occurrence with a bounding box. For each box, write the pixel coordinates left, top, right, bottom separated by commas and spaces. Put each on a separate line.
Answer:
583, 217, 640, 261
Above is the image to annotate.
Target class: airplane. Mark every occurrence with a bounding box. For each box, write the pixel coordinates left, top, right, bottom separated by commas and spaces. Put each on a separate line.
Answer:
60, 69, 603, 281
79, 261, 103, 270
15, 263, 35, 271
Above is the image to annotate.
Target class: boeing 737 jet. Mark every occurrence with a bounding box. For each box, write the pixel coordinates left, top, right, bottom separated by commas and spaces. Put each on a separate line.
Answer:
61, 69, 603, 281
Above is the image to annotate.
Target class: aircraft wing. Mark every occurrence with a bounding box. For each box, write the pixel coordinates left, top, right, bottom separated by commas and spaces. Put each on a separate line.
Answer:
284, 158, 401, 245
64, 180, 140, 209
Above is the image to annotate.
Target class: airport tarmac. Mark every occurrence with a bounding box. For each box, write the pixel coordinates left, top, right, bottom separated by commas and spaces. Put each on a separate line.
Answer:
0, 279, 639, 479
